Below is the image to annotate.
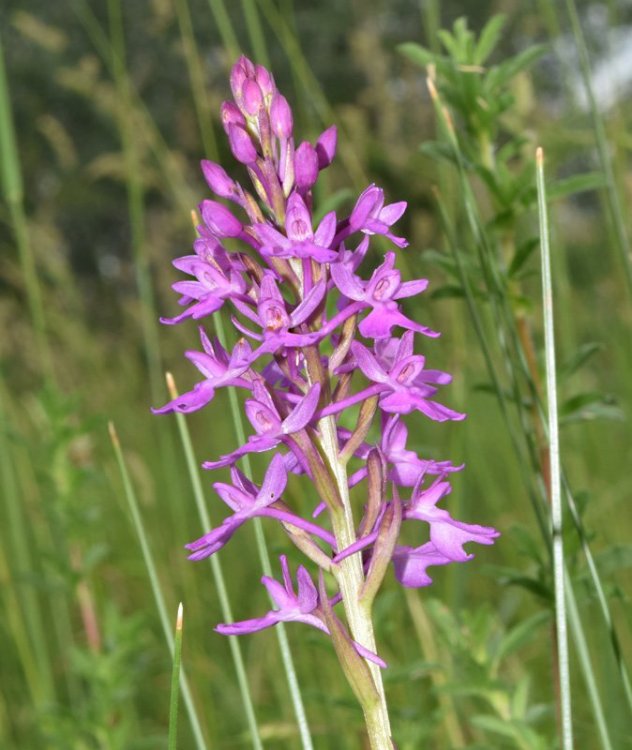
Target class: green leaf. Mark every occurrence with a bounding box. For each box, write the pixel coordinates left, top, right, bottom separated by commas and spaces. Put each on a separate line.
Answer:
494, 611, 550, 665
419, 140, 461, 166
397, 42, 435, 68
547, 171, 606, 201
474, 15, 507, 65
488, 44, 547, 91
508, 237, 539, 277
559, 391, 625, 425
594, 544, 632, 576
559, 342, 604, 381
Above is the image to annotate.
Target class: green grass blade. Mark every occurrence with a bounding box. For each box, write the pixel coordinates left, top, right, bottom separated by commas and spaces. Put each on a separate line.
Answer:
536, 147, 574, 750
166, 373, 264, 750
562, 0, 632, 298
108, 422, 207, 750
0, 31, 53, 382
565, 572, 613, 750
241, 0, 270, 67
108, 0, 164, 404
168, 603, 184, 750
0, 379, 55, 707
205, 0, 241, 60
174, 0, 219, 160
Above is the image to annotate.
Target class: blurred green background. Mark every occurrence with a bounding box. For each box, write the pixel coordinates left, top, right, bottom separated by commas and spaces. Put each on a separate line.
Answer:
1, 0, 631, 748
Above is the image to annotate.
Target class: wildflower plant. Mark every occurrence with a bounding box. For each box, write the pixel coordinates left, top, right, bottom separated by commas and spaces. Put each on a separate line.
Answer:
154, 56, 499, 748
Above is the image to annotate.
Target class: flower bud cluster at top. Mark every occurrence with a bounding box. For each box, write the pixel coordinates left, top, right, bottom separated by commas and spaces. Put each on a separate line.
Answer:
154, 56, 498, 659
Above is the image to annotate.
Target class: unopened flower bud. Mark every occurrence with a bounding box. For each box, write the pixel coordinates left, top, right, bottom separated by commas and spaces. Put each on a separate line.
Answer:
294, 141, 319, 191
228, 124, 258, 165
316, 125, 338, 169
255, 64, 275, 103
270, 93, 293, 139
241, 79, 264, 116
220, 101, 246, 135
200, 199, 243, 237
200, 160, 237, 199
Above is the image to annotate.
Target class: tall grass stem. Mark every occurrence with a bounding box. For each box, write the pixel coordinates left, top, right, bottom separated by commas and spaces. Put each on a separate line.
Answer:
536, 147, 574, 750
168, 603, 184, 750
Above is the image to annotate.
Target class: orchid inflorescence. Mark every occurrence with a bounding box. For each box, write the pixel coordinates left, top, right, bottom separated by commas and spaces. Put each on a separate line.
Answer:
154, 55, 498, 727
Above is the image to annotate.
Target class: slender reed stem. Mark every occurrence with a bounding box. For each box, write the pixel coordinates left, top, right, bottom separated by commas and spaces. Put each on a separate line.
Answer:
536, 147, 574, 750
168, 603, 184, 750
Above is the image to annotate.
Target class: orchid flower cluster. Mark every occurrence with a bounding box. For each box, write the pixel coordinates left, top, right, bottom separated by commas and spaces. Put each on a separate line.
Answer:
155, 56, 498, 745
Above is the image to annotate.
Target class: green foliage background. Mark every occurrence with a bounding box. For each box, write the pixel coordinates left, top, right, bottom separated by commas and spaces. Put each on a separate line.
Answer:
1, 0, 631, 748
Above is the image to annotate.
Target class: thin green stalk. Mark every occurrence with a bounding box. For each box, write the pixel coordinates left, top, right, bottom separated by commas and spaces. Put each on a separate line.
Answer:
0, 380, 55, 706
0, 32, 53, 383
240, 0, 270, 67
536, 147, 573, 750
174, 0, 219, 160
563, 0, 632, 298
108, 0, 164, 404
166, 373, 264, 750
205, 0, 241, 60
565, 571, 613, 750
168, 603, 184, 750
108, 422, 207, 750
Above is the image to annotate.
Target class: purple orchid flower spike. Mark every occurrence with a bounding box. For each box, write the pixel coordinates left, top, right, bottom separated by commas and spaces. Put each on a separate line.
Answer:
351, 338, 466, 421
216, 556, 386, 667
404, 477, 500, 562
154, 56, 500, 744
392, 542, 453, 588
152, 331, 253, 414
331, 251, 438, 340
203, 381, 321, 469
381, 417, 463, 487
349, 184, 408, 248
254, 191, 337, 262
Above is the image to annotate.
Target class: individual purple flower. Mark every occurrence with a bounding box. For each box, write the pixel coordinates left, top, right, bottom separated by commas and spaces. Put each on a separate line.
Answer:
216, 554, 327, 633
203, 381, 321, 469
349, 184, 408, 248
253, 192, 337, 262
232, 272, 326, 356
331, 251, 438, 339
152, 331, 252, 414
350, 338, 466, 421
160, 242, 248, 325
392, 542, 453, 588
186, 453, 288, 560
216, 555, 386, 667
404, 477, 500, 561
381, 417, 463, 486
